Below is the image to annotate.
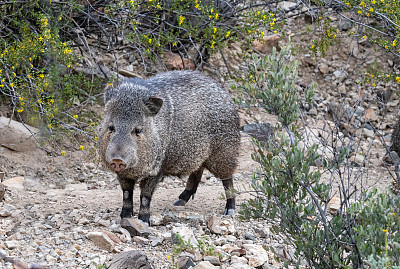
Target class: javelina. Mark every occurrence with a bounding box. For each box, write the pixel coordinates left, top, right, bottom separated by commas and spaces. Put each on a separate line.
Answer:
391, 117, 400, 156
99, 70, 240, 223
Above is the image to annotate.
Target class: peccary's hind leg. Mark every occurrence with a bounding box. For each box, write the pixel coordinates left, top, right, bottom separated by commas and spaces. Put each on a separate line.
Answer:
174, 167, 205, 206
118, 177, 135, 219
138, 176, 162, 224
222, 178, 235, 215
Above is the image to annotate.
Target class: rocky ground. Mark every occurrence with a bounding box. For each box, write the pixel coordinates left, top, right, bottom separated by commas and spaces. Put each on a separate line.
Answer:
0, 132, 296, 269
1, 2, 400, 269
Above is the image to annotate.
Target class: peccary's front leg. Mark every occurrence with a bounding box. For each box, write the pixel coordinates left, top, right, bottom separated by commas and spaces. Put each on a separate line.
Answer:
222, 178, 235, 215
138, 176, 162, 224
118, 177, 135, 219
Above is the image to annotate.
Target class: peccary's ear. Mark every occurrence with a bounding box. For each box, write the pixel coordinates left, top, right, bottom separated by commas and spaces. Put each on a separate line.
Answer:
104, 88, 118, 104
144, 96, 163, 116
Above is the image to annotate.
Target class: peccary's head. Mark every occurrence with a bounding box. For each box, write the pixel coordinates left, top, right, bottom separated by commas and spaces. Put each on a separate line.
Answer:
99, 81, 163, 176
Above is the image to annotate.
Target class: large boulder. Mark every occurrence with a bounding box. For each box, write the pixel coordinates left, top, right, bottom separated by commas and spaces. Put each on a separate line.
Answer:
0, 117, 39, 152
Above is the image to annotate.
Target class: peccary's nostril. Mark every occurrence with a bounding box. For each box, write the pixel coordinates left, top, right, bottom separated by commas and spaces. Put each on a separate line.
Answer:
110, 159, 126, 172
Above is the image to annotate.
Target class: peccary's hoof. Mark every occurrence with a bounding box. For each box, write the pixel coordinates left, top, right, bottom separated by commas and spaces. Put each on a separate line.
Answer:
173, 199, 187, 206
138, 213, 150, 225
223, 208, 235, 215
120, 208, 134, 219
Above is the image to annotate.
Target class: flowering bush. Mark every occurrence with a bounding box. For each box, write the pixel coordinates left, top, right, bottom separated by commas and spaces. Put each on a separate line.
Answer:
303, 0, 400, 86
100, 0, 278, 67
0, 0, 101, 153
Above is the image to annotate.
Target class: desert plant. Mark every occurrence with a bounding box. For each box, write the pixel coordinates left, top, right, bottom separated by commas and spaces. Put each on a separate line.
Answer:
0, 0, 105, 153
238, 42, 400, 268
169, 234, 220, 269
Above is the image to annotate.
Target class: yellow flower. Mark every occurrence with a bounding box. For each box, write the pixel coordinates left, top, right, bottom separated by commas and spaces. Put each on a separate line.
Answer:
0, 85, 4, 88
372, 83, 376, 87
358, 10, 362, 14
19, 96, 23, 101
61, 150, 65, 156
40, 74, 44, 79
210, 8, 213, 13
179, 16, 185, 25
94, 136, 98, 141
27, 74, 31, 78
80, 145, 84, 150
17, 109, 23, 113
215, 13, 219, 19
50, 99, 54, 104
38, 99, 42, 103
10, 83, 14, 87
370, 8, 374, 12
363, 35, 367, 40
48, 124, 52, 128
396, 76, 400, 82
225, 31, 230, 38
214, 27, 217, 33
73, 115, 78, 119
261, 31, 264, 37
167, 255, 171, 260
210, 41, 216, 48
382, 229, 388, 232
148, 38, 152, 44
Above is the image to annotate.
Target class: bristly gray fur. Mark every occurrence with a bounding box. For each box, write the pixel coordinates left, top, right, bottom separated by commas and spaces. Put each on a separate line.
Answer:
99, 70, 240, 223
391, 116, 400, 156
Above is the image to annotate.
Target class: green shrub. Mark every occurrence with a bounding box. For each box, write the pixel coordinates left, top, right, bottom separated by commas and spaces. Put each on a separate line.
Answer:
0, 0, 104, 153
238, 42, 400, 268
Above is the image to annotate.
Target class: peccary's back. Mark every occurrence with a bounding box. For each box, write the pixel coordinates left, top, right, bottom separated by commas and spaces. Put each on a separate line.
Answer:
147, 71, 240, 177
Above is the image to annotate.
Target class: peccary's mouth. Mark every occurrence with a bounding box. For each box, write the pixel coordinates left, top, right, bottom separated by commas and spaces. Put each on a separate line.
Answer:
109, 159, 127, 172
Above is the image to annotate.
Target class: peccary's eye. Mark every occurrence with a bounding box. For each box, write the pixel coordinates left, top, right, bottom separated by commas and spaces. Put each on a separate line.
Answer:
108, 125, 115, 132
134, 128, 142, 135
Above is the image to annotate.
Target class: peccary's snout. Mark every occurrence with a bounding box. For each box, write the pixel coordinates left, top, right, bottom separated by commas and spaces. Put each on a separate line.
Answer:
110, 159, 126, 172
